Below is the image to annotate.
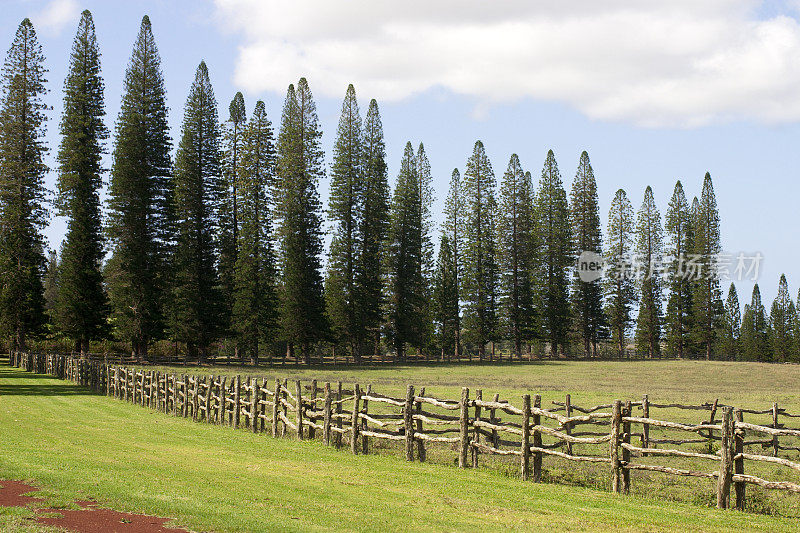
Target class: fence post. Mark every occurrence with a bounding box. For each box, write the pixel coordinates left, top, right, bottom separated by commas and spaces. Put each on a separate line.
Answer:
610, 399, 622, 493
717, 407, 733, 509
309, 379, 318, 440
273, 378, 282, 437
182, 375, 189, 418
334, 382, 342, 448
233, 376, 241, 429
218, 376, 226, 425
772, 402, 780, 457
295, 380, 303, 440
706, 398, 719, 454
323, 382, 332, 445
734, 408, 745, 511
622, 400, 631, 494
404, 385, 415, 461
416, 387, 426, 461
458, 387, 469, 468
192, 376, 199, 421
361, 384, 371, 454
521, 394, 531, 481
533, 394, 542, 482
472, 389, 482, 467
490, 392, 500, 449
205, 376, 212, 423
641, 394, 650, 455
565, 393, 573, 455
351, 384, 361, 454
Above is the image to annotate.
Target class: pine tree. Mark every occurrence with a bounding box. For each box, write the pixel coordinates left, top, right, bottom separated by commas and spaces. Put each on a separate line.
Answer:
326, 84, 363, 359
664, 181, 694, 357
691, 173, 723, 359
433, 233, 459, 359
232, 100, 277, 364
387, 142, 425, 360
442, 168, 464, 357
55, 11, 109, 354
218, 91, 246, 357
719, 283, 741, 360
462, 141, 499, 360
169, 62, 223, 362
770, 274, 796, 362
634, 186, 663, 357
740, 284, 768, 361
605, 189, 635, 358
569, 151, 604, 357
0, 18, 49, 351
43, 249, 59, 329
274, 79, 327, 363
498, 154, 535, 358
106, 16, 173, 359
534, 150, 571, 356
416, 142, 435, 351
355, 99, 389, 357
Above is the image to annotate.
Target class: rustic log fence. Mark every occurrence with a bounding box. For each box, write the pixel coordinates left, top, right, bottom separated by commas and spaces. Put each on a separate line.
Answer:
8, 352, 800, 512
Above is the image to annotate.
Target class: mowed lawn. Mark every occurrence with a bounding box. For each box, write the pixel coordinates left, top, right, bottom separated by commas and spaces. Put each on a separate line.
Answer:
1, 363, 798, 532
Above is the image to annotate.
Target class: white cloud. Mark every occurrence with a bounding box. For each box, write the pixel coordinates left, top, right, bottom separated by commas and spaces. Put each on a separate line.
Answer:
32, 0, 79, 37
214, 0, 800, 127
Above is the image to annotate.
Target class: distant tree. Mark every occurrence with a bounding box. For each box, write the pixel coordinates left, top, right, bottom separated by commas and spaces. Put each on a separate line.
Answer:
740, 284, 769, 361
498, 154, 536, 358
461, 141, 499, 360
534, 150, 572, 356
169, 62, 224, 362
55, 10, 109, 354
106, 16, 173, 359
218, 91, 246, 358
664, 181, 694, 357
43, 250, 60, 329
691, 174, 723, 359
273, 79, 327, 363
770, 274, 796, 362
387, 143, 425, 361
718, 283, 741, 360
355, 99, 390, 357
569, 151, 604, 356
232, 101, 277, 364
634, 186, 663, 357
442, 168, 465, 357
326, 84, 363, 359
605, 189, 635, 358
433, 233, 459, 359
0, 18, 49, 351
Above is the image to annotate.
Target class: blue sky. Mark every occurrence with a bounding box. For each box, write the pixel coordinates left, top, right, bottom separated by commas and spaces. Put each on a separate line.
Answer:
3, 0, 799, 306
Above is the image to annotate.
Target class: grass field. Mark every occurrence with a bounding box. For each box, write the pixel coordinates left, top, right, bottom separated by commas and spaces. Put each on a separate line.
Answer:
2, 361, 800, 531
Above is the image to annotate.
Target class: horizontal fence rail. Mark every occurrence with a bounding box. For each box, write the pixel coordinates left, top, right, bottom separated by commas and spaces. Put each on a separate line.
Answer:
8, 352, 800, 513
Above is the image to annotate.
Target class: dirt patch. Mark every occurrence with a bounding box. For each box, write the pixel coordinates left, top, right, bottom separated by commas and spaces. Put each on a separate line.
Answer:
1, 480, 189, 533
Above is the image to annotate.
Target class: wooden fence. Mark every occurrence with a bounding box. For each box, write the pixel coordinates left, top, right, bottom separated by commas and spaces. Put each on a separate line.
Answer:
8, 352, 800, 512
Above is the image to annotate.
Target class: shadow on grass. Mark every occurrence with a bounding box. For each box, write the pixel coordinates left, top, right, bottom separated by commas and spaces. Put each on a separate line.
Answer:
0, 366, 93, 396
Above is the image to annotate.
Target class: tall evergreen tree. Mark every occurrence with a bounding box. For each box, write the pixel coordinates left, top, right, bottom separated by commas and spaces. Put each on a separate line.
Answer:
605, 189, 635, 358
462, 141, 499, 360
634, 186, 663, 357
416, 142, 435, 351
691, 173, 723, 359
770, 274, 796, 362
719, 283, 741, 360
106, 16, 172, 359
498, 154, 535, 358
326, 84, 363, 359
533, 150, 571, 356
433, 233, 459, 359
232, 100, 277, 364
274, 79, 327, 363
569, 151, 604, 356
442, 168, 464, 357
43, 249, 59, 330
218, 91, 246, 357
0, 18, 49, 350
740, 284, 769, 361
170, 61, 223, 362
55, 10, 108, 354
664, 181, 694, 358
387, 143, 425, 360
355, 99, 389, 357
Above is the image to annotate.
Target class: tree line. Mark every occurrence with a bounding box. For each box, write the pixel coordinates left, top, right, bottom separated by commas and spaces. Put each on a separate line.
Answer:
2, 14, 797, 363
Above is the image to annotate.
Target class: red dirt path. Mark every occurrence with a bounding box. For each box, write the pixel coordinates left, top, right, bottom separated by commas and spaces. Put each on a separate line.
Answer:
1, 480, 189, 533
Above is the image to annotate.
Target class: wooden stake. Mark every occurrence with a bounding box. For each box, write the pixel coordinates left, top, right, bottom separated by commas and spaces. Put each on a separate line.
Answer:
533, 394, 542, 482
323, 382, 332, 445
734, 408, 745, 511
611, 399, 622, 493
458, 387, 469, 468
717, 407, 733, 509
351, 384, 360, 454
521, 394, 531, 481
404, 385, 415, 461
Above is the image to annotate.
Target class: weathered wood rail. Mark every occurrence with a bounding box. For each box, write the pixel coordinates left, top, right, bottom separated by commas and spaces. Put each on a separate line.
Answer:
8, 352, 800, 512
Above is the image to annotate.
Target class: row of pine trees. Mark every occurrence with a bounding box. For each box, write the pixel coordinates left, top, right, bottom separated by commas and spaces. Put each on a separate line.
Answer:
2, 14, 797, 363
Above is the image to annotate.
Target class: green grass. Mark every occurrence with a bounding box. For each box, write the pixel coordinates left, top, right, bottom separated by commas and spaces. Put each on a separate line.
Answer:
2, 363, 798, 532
